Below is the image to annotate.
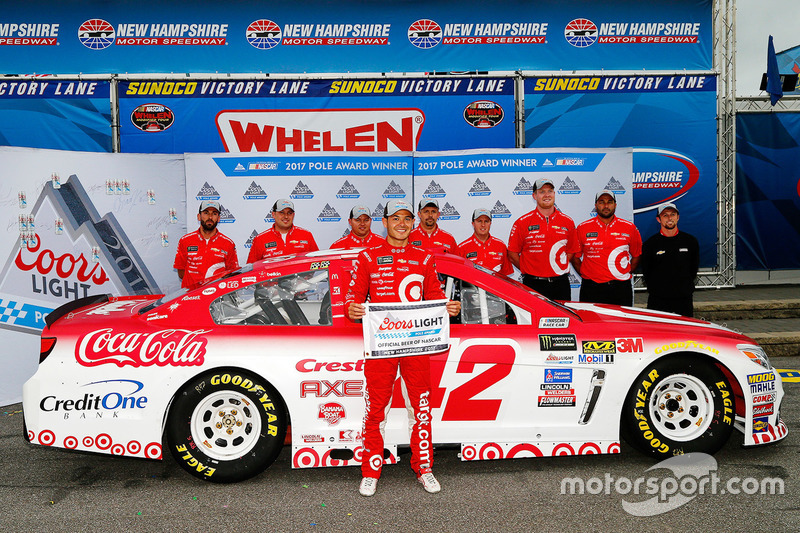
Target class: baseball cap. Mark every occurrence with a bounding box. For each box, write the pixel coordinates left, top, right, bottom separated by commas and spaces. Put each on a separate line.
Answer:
472, 208, 492, 221
349, 205, 371, 219
384, 199, 415, 217
199, 200, 220, 213
533, 178, 554, 191
272, 198, 295, 212
595, 189, 616, 202
418, 199, 439, 211
657, 202, 679, 215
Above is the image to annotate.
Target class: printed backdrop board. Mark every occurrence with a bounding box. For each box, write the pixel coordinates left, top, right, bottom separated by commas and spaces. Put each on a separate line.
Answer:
118, 77, 515, 154
413, 148, 634, 299
0, 147, 186, 405
183, 153, 414, 261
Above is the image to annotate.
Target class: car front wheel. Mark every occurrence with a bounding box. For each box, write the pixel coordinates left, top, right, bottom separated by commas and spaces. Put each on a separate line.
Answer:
622, 356, 735, 457
166, 369, 288, 483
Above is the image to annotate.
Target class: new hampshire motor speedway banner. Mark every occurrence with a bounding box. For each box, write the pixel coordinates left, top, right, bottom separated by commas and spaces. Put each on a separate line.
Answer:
414, 148, 633, 300
523, 74, 717, 267
1, 0, 712, 75
0, 147, 186, 406
183, 153, 414, 259
364, 300, 450, 358
0, 79, 111, 152
117, 77, 515, 154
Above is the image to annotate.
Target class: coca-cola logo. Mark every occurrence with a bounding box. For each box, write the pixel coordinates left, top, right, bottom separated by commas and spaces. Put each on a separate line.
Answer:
76, 328, 210, 368
15, 233, 109, 285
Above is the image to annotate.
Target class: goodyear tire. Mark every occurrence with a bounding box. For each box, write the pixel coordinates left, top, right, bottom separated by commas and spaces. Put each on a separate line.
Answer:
166, 369, 288, 483
622, 356, 734, 457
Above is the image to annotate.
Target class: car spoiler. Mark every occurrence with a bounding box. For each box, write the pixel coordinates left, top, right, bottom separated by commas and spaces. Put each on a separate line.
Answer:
44, 294, 110, 328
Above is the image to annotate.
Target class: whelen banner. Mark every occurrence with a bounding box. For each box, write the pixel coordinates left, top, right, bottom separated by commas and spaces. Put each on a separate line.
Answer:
118, 77, 515, 154
523, 74, 717, 267
0, 0, 712, 74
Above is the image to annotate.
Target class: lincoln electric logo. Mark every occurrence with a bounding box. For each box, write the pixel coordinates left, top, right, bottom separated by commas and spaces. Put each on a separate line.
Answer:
216, 109, 425, 153
632, 148, 699, 214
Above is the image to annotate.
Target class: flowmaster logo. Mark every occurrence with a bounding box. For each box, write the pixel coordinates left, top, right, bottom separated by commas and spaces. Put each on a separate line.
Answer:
560, 453, 784, 516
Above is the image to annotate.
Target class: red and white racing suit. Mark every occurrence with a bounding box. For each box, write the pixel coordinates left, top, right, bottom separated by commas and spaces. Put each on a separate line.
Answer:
246, 225, 318, 263
344, 242, 446, 479
457, 234, 514, 275
173, 229, 239, 290
409, 226, 458, 253
330, 231, 385, 250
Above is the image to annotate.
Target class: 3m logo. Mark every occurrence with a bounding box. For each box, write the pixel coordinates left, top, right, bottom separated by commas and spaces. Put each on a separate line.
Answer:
616, 337, 643, 353
216, 109, 425, 153
581, 341, 615, 354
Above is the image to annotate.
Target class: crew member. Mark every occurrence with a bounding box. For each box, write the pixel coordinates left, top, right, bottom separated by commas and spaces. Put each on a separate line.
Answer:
641, 203, 700, 316
173, 200, 239, 290
571, 190, 642, 306
507, 178, 579, 300
346, 199, 460, 497
457, 208, 513, 275
330, 205, 385, 249
247, 198, 318, 263
409, 199, 457, 252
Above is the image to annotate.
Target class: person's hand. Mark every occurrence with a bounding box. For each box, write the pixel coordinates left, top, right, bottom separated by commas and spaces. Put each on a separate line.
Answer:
348, 302, 366, 320
446, 300, 461, 317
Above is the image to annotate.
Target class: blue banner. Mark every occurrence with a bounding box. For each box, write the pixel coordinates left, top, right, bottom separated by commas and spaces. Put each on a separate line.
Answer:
736, 113, 800, 270
523, 74, 717, 267
0, 79, 111, 152
118, 77, 515, 153
0, 0, 712, 75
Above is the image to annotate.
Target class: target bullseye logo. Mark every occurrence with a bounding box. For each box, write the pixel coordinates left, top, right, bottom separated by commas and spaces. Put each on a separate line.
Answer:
369, 454, 383, 471
398, 274, 424, 302
607, 245, 630, 280
549, 239, 569, 275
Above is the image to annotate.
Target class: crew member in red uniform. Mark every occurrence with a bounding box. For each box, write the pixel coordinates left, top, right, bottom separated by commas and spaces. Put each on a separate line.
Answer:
571, 190, 642, 306
409, 199, 457, 252
457, 208, 513, 275
507, 178, 579, 300
247, 199, 319, 263
346, 199, 460, 497
330, 205, 385, 249
173, 200, 239, 290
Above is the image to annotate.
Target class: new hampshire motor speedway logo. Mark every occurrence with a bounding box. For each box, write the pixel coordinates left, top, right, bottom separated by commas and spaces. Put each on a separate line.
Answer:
468, 178, 492, 197
408, 19, 442, 49
246, 19, 282, 50
632, 148, 699, 214
317, 204, 342, 222
423, 180, 446, 199
559, 177, 581, 195
336, 180, 360, 199
243, 181, 268, 200
438, 203, 461, 221
564, 19, 597, 48
382, 180, 406, 199
78, 19, 115, 50
196, 182, 221, 201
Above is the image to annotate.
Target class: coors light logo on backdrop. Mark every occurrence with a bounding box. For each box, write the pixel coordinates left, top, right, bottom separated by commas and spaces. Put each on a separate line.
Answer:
0, 175, 160, 332
76, 328, 210, 368
216, 109, 425, 153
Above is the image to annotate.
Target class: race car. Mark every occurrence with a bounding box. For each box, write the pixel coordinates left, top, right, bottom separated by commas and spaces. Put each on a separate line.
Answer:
22, 250, 786, 483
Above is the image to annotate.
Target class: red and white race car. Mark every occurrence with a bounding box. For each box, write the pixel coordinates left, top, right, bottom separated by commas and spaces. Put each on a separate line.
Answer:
23, 250, 786, 482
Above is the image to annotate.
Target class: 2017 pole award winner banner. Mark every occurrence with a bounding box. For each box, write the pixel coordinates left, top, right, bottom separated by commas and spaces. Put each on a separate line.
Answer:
413, 148, 633, 299
118, 77, 514, 154
364, 300, 450, 358
0, 147, 186, 406
183, 152, 414, 261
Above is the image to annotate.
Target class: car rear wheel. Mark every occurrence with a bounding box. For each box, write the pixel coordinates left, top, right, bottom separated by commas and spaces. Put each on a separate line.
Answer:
622, 356, 734, 457
166, 369, 288, 483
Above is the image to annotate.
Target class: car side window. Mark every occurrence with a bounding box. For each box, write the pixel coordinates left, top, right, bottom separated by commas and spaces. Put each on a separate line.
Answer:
444, 275, 529, 325
210, 269, 331, 326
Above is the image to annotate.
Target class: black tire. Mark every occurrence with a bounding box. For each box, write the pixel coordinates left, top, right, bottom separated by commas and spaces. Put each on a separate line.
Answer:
621, 356, 734, 457
166, 369, 288, 483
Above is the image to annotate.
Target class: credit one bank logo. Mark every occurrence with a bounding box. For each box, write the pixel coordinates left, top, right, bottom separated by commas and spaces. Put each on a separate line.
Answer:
632, 148, 699, 214
216, 109, 425, 153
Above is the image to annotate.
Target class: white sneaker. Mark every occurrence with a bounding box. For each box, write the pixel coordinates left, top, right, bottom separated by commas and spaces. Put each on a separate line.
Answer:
417, 469, 441, 493
359, 476, 378, 497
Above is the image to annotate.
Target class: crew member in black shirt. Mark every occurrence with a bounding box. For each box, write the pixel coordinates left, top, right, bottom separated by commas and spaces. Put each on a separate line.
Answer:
640, 203, 700, 317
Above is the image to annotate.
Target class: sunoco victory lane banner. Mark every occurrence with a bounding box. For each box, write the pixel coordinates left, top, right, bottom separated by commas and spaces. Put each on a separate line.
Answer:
523, 74, 717, 267
0, 147, 186, 405
363, 300, 450, 358
0, 0, 712, 75
183, 153, 414, 260
118, 77, 514, 154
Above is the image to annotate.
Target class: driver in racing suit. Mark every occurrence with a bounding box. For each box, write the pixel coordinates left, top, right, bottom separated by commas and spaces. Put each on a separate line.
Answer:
345, 199, 460, 497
